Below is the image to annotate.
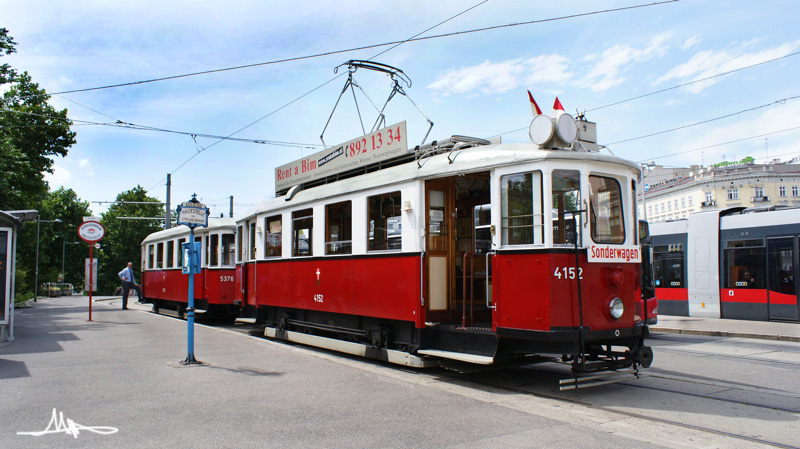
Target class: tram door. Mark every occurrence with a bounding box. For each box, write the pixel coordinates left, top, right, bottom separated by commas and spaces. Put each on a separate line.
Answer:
425, 179, 454, 315
767, 237, 799, 321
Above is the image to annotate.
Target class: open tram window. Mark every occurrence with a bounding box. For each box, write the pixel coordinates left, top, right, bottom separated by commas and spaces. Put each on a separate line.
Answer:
653, 244, 685, 288
368, 191, 402, 251
724, 246, 766, 289
222, 234, 235, 266
209, 234, 220, 267
501, 171, 543, 245
292, 209, 313, 256
326, 201, 352, 255
552, 170, 581, 245
589, 175, 625, 244
265, 215, 282, 257
166, 239, 174, 268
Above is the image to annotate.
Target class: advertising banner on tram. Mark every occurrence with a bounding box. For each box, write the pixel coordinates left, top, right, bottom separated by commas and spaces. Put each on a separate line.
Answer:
275, 121, 408, 192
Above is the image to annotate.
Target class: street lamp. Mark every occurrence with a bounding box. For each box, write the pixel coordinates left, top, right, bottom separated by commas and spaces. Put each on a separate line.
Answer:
34, 217, 62, 302
640, 161, 656, 222
62, 240, 80, 282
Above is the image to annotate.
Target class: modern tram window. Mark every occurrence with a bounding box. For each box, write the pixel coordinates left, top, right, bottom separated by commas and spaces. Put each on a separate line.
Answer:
653, 245, 685, 288
265, 215, 282, 257
501, 171, 543, 245
552, 170, 581, 245
177, 238, 186, 268
166, 240, 174, 268
222, 234, 235, 266
368, 191, 402, 251
209, 234, 220, 267
292, 209, 313, 256
724, 246, 766, 289
326, 201, 352, 255
589, 175, 625, 244
148, 244, 155, 269
156, 242, 164, 269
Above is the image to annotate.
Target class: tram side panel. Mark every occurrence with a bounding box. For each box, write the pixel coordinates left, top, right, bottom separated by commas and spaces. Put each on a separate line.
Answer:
650, 221, 690, 316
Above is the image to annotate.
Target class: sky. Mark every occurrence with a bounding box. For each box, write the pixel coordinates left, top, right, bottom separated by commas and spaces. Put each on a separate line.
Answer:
3, 0, 800, 218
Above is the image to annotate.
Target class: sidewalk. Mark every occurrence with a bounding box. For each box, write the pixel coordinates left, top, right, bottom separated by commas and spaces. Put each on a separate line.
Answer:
651, 315, 800, 343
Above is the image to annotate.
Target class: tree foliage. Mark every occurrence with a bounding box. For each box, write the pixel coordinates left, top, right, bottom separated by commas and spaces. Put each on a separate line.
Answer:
98, 186, 163, 293
0, 27, 17, 84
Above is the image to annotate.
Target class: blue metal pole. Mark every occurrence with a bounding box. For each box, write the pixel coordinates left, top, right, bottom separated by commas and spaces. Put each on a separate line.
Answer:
184, 227, 198, 364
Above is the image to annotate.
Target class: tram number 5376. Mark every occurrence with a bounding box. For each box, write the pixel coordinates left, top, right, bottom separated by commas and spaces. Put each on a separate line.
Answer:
554, 267, 583, 280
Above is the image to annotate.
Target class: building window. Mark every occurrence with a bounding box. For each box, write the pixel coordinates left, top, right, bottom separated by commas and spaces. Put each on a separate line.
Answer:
793, 186, 799, 197
688, 196, 693, 206
667, 201, 672, 211
674, 199, 678, 210
754, 186, 764, 198
292, 209, 313, 256
648, 205, 653, 216
368, 191, 402, 251
265, 215, 282, 257
779, 186, 786, 197
326, 201, 352, 255
727, 188, 739, 200
705, 192, 713, 203
681, 197, 686, 208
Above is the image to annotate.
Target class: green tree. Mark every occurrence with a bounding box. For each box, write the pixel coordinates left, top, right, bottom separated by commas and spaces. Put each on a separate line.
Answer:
0, 27, 17, 84
41, 188, 92, 287
99, 187, 163, 294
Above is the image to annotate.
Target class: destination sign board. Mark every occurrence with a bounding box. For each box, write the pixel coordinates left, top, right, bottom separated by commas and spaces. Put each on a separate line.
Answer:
275, 121, 409, 192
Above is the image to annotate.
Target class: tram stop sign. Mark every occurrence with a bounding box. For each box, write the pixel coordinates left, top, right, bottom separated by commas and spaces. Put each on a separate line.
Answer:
176, 194, 209, 229
77, 221, 105, 243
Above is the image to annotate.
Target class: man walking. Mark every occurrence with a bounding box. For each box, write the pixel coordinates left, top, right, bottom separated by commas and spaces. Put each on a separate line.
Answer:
118, 262, 142, 310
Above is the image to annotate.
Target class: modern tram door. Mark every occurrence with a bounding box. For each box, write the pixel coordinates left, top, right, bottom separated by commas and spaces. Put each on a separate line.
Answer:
425, 173, 492, 325
767, 237, 800, 321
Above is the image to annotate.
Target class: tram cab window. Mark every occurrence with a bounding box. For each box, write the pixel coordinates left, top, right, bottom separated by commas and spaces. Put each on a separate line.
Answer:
552, 170, 581, 245
326, 201, 352, 255
156, 242, 164, 269
222, 234, 235, 266
501, 171, 543, 245
209, 234, 219, 267
166, 240, 175, 268
653, 244, 685, 288
368, 191, 402, 251
724, 246, 766, 289
292, 209, 313, 256
265, 215, 282, 257
589, 175, 625, 244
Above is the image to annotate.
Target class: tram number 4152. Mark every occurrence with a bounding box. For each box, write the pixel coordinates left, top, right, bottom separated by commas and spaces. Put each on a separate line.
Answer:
554, 267, 583, 280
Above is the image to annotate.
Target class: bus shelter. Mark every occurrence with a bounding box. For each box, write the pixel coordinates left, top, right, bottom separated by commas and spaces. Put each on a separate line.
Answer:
1, 210, 37, 343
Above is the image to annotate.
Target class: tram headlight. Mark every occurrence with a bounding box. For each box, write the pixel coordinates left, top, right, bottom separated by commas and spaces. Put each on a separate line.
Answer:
609, 297, 624, 320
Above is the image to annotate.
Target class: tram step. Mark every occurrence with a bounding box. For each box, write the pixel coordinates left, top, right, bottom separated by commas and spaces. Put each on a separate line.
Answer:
417, 349, 495, 365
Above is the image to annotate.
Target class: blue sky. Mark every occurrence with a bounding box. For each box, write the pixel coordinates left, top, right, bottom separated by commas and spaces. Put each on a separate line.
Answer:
3, 0, 799, 217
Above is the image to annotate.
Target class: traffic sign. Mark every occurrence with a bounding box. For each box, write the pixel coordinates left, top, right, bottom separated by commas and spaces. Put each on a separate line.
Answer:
78, 221, 105, 243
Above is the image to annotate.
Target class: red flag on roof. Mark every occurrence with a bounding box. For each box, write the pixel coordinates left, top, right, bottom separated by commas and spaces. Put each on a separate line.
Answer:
553, 97, 565, 112
527, 90, 543, 116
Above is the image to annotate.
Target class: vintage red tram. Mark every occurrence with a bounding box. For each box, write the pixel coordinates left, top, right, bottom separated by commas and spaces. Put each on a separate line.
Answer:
233, 115, 654, 377
141, 218, 239, 318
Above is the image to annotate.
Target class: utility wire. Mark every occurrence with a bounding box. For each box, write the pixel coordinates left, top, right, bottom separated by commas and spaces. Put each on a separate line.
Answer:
9, 1, 677, 101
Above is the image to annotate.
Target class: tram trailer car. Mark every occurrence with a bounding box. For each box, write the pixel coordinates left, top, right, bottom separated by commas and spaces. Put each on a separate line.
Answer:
650, 207, 800, 322
141, 218, 240, 318
235, 118, 654, 375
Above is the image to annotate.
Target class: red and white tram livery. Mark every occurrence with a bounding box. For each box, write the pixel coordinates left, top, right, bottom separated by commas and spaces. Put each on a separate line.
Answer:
235, 114, 653, 375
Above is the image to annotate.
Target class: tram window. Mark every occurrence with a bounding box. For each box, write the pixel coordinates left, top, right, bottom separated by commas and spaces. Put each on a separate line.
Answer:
249, 222, 256, 260
501, 171, 543, 245
292, 209, 313, 256
209, 234, 219, 267
474, 204, 491, 255
265, 215, 282, 257
368, 191, 402, 251
177, 238, 186, 268
653, 245, 685, 288
236, 225, 243, 262
166, 240, 174, 268
589, 175, 624, 244
148, 244, 155, 269
724, 247, 766, 289
326, 201, 352, 255
222, 234, 235, 266
726, 239, 763, 248
156, 242, 164, 269
552, 170, 581, 245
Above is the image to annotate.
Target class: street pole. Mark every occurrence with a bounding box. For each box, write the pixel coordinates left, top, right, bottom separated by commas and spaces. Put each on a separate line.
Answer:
185, 227, 197, 364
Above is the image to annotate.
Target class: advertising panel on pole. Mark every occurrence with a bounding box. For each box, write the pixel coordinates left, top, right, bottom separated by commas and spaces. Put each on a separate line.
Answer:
275, 121, 409, 192
84, 258, 98, 290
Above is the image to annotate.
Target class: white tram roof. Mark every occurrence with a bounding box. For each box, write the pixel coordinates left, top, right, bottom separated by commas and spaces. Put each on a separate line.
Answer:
141, 217, 236, 245
239, 141, 640, 222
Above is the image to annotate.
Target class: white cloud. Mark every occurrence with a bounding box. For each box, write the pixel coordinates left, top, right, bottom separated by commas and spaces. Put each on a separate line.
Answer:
682, 35, 702, 50
577, 33, 671, 92
79, 158, 95, 176
655, 40, 800, 94
45, 165, 72, 187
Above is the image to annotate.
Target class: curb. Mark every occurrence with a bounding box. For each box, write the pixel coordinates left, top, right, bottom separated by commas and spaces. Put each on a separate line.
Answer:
650, 327, 800, 343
